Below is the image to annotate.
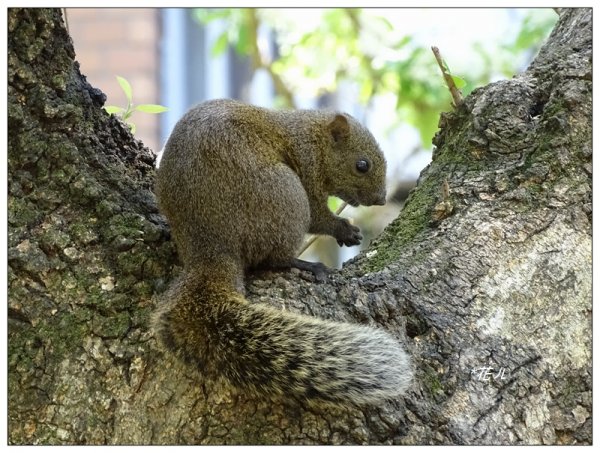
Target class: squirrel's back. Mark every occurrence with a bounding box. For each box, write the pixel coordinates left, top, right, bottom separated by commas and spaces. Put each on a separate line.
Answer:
156, 99, 312, 269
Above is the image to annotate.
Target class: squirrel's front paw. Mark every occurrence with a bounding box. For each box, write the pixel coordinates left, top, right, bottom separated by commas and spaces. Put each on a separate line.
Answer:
335, 219, 362, 247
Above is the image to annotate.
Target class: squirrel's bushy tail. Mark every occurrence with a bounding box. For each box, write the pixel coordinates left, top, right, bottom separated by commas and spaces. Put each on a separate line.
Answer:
154, 275, 413, 406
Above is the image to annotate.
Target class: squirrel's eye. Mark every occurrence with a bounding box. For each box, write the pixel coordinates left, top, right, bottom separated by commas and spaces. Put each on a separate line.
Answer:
356, 159, 370, 173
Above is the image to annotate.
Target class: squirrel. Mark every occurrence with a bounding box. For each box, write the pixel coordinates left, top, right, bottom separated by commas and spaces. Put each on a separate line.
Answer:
153, 98, 412, 406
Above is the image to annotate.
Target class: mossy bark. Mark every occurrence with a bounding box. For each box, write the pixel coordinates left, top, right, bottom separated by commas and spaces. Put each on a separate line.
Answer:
8, 8, 591, 445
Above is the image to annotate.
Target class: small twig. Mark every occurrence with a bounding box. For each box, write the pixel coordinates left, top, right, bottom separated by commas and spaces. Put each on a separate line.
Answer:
431, 46, 463, 108
298, 202, 348, 256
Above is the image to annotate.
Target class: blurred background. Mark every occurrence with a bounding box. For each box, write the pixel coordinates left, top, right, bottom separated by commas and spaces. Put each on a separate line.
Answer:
66, 8, 557, 267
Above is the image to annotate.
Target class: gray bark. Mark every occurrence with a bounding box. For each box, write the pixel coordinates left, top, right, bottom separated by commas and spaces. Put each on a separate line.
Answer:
8, 8, 591, 445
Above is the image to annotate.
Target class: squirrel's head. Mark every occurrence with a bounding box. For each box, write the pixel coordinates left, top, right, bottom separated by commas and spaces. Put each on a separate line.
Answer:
324, 113, 387, 207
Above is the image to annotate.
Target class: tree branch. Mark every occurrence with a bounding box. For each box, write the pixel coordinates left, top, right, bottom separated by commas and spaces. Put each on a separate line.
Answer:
431, 46, 463, 108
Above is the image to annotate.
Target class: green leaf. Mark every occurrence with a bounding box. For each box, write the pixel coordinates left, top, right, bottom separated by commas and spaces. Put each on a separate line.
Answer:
135, 104, 169, 114
116, 76, 133, 102
104, 105, 124, 115
127, 122, 136, 134
235, 22, 252, 55
212, 31, 229, 56
451, 75, 466, 89
378, 16, 394, 31
393, 35, 412, 49
327, 197, 343, 211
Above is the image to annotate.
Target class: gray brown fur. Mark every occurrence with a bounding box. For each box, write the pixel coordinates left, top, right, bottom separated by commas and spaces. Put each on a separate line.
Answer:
154, 99, 412, 406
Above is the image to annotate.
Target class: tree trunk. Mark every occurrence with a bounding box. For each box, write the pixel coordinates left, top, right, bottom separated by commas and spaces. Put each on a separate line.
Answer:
8, 7, 591, 445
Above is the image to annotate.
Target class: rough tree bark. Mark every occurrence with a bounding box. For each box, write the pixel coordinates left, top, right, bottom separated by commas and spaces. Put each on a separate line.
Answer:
8, 8, 591, 445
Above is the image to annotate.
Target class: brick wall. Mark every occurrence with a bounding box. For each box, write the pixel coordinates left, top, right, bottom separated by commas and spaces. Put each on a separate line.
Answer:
66, 8, 162, 153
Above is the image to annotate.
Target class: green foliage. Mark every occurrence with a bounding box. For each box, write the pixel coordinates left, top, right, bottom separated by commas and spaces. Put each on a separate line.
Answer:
499, 10, 559, 76
116, 75, 132, 102
451, 76, 466, 89
192, 8, 557, 149
104, 75, 169, 134
194, 9, 254, 56
469, 10, 558, 85
327, 196, 344, 212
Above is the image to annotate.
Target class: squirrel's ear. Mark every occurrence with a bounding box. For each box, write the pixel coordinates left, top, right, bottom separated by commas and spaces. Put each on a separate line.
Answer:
328, 114, 349, 143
